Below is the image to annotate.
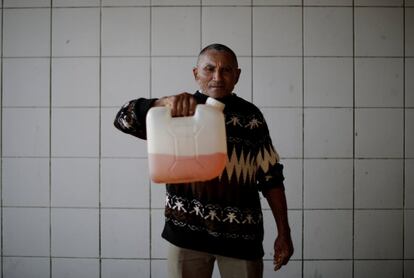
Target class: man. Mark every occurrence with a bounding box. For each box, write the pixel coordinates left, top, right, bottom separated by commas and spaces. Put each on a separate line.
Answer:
114, 44, 293, 278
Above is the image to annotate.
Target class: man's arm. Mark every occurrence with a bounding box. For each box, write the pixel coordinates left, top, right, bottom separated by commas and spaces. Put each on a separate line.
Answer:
264, 187, 294, 271
114, 92, 198, 139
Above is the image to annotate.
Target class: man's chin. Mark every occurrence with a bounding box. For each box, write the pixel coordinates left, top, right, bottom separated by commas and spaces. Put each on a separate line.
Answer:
204, 88, 232, 99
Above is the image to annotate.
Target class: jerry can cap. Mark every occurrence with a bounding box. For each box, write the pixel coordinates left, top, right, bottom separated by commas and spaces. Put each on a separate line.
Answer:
206, 97, 225, 111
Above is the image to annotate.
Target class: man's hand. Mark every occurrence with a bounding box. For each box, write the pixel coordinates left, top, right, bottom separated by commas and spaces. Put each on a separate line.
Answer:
154, 92, 197, 117
273, 233, 293, 271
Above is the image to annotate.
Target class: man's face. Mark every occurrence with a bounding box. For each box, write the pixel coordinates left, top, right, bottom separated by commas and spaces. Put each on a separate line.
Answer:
193, 50, 241, 99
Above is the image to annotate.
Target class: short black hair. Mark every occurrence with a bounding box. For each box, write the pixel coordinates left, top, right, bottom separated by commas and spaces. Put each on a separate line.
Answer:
197, 43, 238, 67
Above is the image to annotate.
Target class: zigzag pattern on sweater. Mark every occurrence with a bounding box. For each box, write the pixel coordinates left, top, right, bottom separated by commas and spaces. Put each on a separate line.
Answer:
219, 144, 279, 183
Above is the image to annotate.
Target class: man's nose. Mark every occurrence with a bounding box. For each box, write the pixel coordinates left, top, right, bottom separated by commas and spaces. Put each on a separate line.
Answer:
213, 70, 223, 81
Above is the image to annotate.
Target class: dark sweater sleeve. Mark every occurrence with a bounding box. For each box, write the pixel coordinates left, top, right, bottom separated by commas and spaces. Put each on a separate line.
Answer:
254, 115, 285, 195
113, 98, 157, 140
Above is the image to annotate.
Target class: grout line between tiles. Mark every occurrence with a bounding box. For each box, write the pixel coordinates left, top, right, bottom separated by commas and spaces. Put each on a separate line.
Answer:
48, 1, 53, 277
352, 1, 356, 277
98, 1, 103, 278
250, 0, 253, 103
0, 1, 3, 277
301, 1, 305, 277
402, 1, 406, 277
149, 2, 153, 276
0, 4, 410, 9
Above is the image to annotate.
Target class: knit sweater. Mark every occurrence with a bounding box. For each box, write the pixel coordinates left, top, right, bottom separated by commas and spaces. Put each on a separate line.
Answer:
114, 91, 285, 260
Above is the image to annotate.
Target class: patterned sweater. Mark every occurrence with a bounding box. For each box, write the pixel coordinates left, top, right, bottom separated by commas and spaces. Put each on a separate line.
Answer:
114, 91, 285, 260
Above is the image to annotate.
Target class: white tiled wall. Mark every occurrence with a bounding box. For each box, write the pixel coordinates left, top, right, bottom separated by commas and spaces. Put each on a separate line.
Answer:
1, 1, 412, 278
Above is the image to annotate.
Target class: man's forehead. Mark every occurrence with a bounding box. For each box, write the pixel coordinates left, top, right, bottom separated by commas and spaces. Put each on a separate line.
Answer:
197, 50, 238, 67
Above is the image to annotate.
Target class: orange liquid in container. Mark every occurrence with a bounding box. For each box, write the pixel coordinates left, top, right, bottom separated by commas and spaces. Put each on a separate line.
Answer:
148, 153, 227, 183
146, 97, 227, 184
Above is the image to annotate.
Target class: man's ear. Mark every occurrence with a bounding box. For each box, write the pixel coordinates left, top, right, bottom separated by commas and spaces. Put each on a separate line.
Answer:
193, 67, 198, 81
235, 68, 241, 84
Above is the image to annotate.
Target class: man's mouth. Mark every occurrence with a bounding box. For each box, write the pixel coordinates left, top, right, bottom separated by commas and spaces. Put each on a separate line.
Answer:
210, 84, 225, 89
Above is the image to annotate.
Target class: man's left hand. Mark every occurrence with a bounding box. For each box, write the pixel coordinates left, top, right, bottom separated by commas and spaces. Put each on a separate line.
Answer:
273, 234, 294, 271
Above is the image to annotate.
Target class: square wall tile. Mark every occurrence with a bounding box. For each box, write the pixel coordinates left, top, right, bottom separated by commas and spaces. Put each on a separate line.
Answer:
52, 58, 99, 107
101, 57, 150, 107
101, 209, 150, 258
4, 0, 50, 7
101, 107, 148, 158
406, 159, 414, 208
406, 261, 414, 278
304, 7, 353, 56
406, 210, 414, 258
354, 260, 403, 278
52, 8, 100, 57
102, 7, 149, 56
152, 7, 200, 56
261, 108, 303, 158
3, 208, 50, 256
304, 159, 353, 209
355, 159, 403, 209
3, 108, 50, 157
151, 209, 168, 258
304, 57, 353, 107
407, 0, 414, 6
407, 109, 414, 157
304, 261, 352, 278
3, 9, 50, 57
151, 182, 166, 208
202, 7, 251, 56
52, 259, 99, 278
355, 108, 403, 158
355, 58, 403, 107
51, 208, 99, 257
263, 210, 302, 260
53, 0, 100, 6
101, 158, 149, 208
407, 9, 414, 56
51, 58, 99, 104
355, 0, 403, 5
103, 0, 149, 5
235, 57, 252, 102
3, 257, 50, 278
3, 58, 50, 107
355, 7, 403, 56
263, 260, 302, 278
3, 158, 49, 207
102, 259, 150, 278
354, 210, 403, 259
304, 210, 352, 259
407, 59, 414, 107
51, 108, 99, 157
253, 57, 302, 107
304, 0, 352, 5
51, 158, 99, 207
304, 108, 353, 158
151, 260, 168, 278
151, 57, 198, 98
253, 7, 302, 56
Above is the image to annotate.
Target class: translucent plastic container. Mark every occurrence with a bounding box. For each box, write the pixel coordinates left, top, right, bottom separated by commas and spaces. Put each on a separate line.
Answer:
146, 97, 227, 184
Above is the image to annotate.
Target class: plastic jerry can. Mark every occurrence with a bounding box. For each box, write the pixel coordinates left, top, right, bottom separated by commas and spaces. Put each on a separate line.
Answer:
146, 97, 227, 184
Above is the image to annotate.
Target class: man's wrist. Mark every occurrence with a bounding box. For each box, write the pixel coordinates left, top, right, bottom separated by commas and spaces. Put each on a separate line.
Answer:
277, 227, 291, 237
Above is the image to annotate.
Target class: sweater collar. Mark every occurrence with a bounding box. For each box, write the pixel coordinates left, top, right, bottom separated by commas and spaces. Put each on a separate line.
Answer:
195, 90, 236, 104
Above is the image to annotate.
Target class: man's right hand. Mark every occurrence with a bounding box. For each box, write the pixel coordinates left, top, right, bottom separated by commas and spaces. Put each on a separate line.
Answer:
154, 92, 198, 117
